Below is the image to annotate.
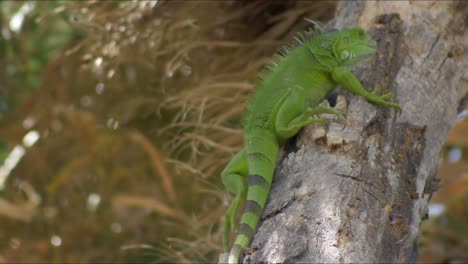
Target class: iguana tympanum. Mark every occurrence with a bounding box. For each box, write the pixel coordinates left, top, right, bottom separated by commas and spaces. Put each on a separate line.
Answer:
222, 23, 400, 263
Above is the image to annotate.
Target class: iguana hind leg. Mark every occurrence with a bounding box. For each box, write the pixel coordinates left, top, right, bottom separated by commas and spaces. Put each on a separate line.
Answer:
221, 149, 248, 251
275, 89, 345, 139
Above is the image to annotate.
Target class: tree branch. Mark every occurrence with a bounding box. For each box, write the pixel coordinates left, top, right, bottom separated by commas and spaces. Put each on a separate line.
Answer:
244, 1, 467, 263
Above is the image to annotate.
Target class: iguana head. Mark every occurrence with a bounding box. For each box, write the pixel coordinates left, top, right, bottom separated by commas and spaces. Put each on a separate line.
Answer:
307, 28, 377, 69
332, 28, 377, 67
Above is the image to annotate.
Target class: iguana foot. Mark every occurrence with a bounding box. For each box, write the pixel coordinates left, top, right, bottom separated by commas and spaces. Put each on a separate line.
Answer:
305, 105, 346, 122
368, 88, 400, 109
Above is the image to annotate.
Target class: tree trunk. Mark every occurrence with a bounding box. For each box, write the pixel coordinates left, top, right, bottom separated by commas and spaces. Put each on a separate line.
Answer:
242, 1, 467, 263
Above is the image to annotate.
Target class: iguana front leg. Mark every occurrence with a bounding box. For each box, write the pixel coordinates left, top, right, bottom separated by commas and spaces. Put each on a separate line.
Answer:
332, 66, 400, 109
221, 149, 248, 251
275, 89, 345, 140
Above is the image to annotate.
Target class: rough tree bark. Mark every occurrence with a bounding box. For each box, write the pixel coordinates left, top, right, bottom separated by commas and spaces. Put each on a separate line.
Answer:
236, 1, 467, 263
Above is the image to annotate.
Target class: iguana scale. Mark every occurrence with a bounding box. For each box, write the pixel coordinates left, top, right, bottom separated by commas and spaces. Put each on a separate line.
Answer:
222, 23, 400, 264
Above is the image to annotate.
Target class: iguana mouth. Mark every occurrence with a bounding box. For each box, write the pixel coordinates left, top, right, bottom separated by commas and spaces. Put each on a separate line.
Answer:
354, 43, 377, 61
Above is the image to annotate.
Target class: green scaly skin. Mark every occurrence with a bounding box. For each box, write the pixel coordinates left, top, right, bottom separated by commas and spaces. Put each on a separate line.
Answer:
221, 26, 400, 264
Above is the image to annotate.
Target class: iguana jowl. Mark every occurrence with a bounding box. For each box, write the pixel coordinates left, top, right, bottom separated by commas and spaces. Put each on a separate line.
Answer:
222, 24, 400, 264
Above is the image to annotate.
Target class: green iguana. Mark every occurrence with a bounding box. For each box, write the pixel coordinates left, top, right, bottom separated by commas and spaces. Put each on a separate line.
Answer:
222, 22, 400, 264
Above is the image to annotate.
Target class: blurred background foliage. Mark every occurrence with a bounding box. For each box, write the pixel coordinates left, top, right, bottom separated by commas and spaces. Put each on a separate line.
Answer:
0, 1, 465, 263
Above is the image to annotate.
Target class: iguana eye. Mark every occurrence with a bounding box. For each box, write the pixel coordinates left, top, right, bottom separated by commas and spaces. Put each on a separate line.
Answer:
358, 29, 365, 38
341, 50, 350, 60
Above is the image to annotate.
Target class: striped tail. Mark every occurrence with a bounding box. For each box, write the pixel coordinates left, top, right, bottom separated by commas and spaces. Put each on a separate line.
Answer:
228, 131, 279, 263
